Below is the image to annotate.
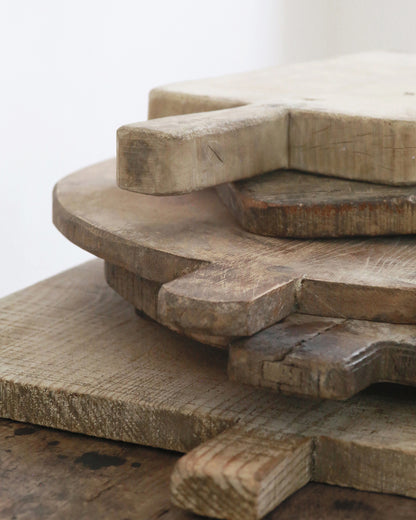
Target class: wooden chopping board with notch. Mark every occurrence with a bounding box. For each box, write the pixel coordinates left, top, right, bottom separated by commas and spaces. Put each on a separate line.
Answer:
117, 52, 416, 195
53, 160, 416, 347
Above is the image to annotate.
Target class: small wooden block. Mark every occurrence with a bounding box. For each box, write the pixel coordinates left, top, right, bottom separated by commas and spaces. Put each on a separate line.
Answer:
171, 427, 312, 520
118, 52, 416, 194
53, 160, 416, 344
228, 314, 416, 400
1, 261, 416, 520
217, 170, 416, 238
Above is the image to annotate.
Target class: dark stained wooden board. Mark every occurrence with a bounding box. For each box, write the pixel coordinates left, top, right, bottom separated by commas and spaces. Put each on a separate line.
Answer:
117, 52, 416, 195
53, 159, 416, 345
1, 260, 416, 519
0, 418, 177, 520
2, 417, 416, 520
217, 170, 416, 238
228, 313, 416, 400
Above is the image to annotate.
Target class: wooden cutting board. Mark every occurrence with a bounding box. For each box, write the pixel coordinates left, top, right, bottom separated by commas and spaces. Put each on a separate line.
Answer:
1, 260, 415, 520
117, 52, 416, 194
53, 160, 416, 346
217, 170, 416, 238
107, 261, 416, 400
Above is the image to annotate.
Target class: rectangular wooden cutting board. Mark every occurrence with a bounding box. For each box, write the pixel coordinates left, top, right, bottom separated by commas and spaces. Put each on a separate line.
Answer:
0, 260, 415, 519
117, 52, 416, 194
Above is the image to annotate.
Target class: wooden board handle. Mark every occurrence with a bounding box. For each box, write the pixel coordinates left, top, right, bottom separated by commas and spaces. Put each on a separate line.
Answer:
170, 427, 312, 520
158, 263, 297, 342
229, 315, 416, 400
117, 104, 289, 195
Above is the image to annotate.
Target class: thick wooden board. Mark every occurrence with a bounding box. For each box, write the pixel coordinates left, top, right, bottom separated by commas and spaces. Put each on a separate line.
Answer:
228, 313, 416, 400
1, 261, 416, 519
117, 52, 416, 194
3, 419, 416, 520
217, 170, 416, 238
53, 160, 416, 345
105, 262, 416, 400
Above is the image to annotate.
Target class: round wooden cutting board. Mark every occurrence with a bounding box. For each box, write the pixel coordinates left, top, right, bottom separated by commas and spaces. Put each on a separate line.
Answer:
54, 159, 416, 344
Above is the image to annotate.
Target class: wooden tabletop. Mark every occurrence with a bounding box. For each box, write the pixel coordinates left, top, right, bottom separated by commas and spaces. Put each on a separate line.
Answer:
2, 417, 415, 520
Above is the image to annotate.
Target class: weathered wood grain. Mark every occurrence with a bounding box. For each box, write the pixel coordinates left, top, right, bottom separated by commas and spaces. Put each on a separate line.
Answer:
107, 262, 416, 399
217, 170, 416, 238
118, 52, 416, 194
2, 418, 416, 520
1, 261, 416, 519
171, 428, 312, 520
117, 104, 288, 195
53, 160, 416, 344
105, 262, 230, 347
229, 314, 416, 400
104, 261, 160, 322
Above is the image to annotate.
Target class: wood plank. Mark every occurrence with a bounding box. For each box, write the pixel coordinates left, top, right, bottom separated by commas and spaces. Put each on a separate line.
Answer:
2, 418, 416, 520
171, 427, 312, 520
229, 314, 416, 400
117, 52, 416, 194
53, 160, 416, 344
217, 170, 416, 238
1, 260, 416, 519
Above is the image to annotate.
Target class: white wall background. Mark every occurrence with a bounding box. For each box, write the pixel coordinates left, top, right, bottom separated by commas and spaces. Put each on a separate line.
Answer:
1, 0, 416, 296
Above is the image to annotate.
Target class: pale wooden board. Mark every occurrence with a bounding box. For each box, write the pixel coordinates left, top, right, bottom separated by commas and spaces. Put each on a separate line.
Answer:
1, 261, 416, 520
217, 170, 416, 238
105, 261, 416, 400
3, 419, 416, 520
53, 160, 416, 345
117, 52, 416, 194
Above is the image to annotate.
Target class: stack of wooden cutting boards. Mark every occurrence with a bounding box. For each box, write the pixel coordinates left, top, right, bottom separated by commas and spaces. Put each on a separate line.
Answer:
51, 52, 416, 519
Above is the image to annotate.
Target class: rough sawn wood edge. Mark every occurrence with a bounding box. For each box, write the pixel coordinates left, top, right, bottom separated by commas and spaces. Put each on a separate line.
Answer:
170, 427, 313, 520
0, 261, 415, 520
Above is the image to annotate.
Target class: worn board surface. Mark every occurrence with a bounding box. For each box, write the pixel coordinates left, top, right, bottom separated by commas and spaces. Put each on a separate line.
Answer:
2, 419, 416, 520
0, 261, 416, 519
53, 159, 416, 345
117, 52, 416, 194
228, 313, 416, 400
105, 261, 416, 400
217, 170, 416, 238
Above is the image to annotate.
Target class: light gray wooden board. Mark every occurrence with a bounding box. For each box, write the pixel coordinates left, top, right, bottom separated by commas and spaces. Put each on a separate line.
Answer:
53, 160, 416, 346
217, 170, 416, 238
0, 261, 416, 520
105, 261, 416, 400
117, 52, 416, 194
